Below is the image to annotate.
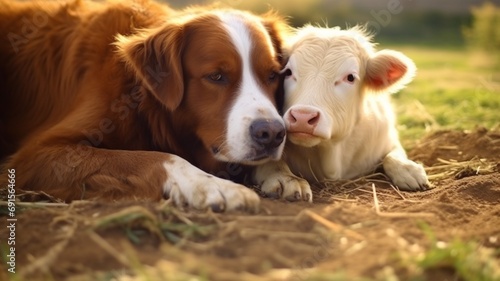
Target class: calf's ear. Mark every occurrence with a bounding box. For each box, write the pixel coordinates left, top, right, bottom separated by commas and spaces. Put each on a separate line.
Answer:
115, 24, 184, 111
365, 50, 416, 94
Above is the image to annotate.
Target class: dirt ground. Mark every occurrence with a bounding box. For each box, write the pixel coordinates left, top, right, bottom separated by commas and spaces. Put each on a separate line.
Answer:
1, 128, 499, 281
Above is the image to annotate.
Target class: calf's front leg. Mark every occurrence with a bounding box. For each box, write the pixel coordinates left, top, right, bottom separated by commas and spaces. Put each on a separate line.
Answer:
382, 145, 429, 191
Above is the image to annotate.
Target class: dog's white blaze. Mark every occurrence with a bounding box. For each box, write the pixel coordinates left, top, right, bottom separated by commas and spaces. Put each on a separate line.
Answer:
217, 12, 284, 162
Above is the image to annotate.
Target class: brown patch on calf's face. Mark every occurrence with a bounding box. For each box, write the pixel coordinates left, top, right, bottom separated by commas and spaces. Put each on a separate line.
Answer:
180, 15, 242, 157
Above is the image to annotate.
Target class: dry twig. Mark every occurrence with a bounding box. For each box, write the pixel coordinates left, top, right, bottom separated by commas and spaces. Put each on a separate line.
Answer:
425, 157, 495, 180
302, 209, 365, 240
371, 184, 435, 218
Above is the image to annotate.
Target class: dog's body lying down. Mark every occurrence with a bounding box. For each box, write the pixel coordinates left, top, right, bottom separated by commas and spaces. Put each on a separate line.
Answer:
255, 26, 430, 202
0, 0, 288, 211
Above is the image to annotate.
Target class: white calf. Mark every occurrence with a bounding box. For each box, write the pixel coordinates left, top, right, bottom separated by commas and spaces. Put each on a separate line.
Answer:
254, 26, 429, 202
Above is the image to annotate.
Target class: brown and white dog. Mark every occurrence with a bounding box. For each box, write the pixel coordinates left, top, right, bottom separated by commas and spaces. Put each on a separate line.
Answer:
254, 26, 430, 202
0, 0, 289, 212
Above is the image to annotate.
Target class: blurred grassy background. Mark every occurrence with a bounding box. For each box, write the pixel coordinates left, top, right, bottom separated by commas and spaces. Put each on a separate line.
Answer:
164, 0, 500, 149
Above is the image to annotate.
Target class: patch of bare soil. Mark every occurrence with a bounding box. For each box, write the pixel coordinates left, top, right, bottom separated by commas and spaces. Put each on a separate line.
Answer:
1, 128, 499, 281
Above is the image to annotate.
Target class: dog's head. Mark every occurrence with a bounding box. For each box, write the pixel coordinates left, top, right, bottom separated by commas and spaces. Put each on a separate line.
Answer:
116, 9, 290, 167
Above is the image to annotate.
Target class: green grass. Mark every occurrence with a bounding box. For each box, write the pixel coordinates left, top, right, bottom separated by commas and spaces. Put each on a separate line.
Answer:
384, 45, 500, 149
402, 223, 500, 281
415, 239, 500, 281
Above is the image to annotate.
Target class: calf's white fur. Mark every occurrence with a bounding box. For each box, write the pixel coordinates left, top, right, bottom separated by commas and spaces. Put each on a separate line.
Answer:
254, 26, 429, 202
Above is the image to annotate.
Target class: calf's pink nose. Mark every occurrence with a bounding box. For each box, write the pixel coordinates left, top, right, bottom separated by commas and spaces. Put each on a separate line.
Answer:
286, 108, 320, 133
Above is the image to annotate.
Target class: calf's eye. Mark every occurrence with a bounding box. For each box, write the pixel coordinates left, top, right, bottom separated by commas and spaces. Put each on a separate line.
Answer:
284, 68, 293, 77
346, 74, 355, 83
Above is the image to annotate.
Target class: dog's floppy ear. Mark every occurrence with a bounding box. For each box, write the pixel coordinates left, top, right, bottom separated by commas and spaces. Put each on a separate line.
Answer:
260, 12, 291, 114
116, 24, 184, 111
260, 11, 291, 68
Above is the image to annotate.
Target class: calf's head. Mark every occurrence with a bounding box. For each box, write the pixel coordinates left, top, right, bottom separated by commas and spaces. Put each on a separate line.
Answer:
282, 26, 416, 147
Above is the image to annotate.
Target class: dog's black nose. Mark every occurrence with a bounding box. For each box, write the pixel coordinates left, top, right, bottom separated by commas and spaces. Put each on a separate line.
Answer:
250, 119, 286, 149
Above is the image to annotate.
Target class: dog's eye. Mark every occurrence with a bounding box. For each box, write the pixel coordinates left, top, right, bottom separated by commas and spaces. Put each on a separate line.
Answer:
207, 72, 227, 84
209, 73, 222, 81
268, 71, 279, 82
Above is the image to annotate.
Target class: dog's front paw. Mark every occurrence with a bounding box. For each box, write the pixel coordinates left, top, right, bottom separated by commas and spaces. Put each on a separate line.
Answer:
168, 178, 260, 213
260, 173, 312, 202
162, 156, 260, 212
384, 158, 429, 191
